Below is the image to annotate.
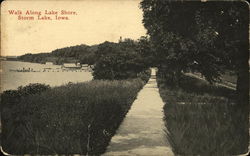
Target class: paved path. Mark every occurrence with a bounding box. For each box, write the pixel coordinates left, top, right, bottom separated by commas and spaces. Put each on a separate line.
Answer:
103, 68, 173, 156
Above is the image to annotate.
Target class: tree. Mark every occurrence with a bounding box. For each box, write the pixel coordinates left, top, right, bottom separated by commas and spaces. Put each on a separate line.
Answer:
137, 36, 156, 67
93, 40, 147, 80
140, 0, 249, 102
140, 0, 249, 153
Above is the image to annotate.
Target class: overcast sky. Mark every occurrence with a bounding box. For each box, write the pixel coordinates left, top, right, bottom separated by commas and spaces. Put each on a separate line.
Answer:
1, 0, 146, 56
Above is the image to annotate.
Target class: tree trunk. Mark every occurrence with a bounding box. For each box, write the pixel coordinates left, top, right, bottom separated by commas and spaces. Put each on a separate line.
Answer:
235, 43, 249, 154
236, 33, 249, 109
236, 65, 249, 109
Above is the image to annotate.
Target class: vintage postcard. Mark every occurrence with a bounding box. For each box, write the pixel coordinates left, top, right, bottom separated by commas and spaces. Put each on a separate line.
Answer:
0, 0, 249, 155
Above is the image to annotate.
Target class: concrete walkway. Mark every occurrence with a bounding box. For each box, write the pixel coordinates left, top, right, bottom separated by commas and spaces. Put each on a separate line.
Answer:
103, 68, 173, 156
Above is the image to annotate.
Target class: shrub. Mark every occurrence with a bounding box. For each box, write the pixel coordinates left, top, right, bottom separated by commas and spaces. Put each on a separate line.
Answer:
1, 83, 50, 108
137, 69, 151, 83
17, 83, 51, 95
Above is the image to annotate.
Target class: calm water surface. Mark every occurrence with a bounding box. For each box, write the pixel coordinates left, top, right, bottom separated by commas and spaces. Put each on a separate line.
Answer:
0, 61, 93, 92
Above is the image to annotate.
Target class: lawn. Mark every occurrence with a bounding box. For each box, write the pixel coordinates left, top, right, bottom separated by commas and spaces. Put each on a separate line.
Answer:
1, 77, 148, 155
157, 71, 249, 156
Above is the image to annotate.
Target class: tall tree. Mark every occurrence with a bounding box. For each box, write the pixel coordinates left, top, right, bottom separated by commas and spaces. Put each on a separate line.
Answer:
93, 40, 147, 80
140, 1, 249, 152
140, 0, 249, 104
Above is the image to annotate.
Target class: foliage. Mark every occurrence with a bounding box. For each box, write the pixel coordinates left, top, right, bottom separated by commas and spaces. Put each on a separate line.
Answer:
1, 79, 146, 155
17, 37, 152, 80
18, 53, 50, 63
1, 83, 50, 107
137, 69, 151, 83
93, 40, 148, 80
140, 4, 249, 145
17, 83, 51, 96
18, 44, 97, 65
140, 0, 248, 84
156, 72, 248, 155
17, 37, 152, 72
137, 36, 156, 67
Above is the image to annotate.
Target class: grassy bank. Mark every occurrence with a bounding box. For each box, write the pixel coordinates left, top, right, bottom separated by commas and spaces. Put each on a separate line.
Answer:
1, 78, 147, 155
157, 71, 248, 156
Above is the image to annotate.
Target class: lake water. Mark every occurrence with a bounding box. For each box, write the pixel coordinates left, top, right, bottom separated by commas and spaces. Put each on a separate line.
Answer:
0, 61, 93, 92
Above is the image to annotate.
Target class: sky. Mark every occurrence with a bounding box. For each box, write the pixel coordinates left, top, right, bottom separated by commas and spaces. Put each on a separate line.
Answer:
1, 0, 147, 56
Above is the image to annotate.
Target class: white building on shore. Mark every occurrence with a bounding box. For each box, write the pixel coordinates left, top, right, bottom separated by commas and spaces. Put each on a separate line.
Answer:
61, 63, 82, 70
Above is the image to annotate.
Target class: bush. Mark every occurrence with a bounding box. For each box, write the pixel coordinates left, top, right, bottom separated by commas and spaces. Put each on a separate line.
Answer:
17, 83, 51, 95
1, 79, 145, 155
92, 41, 147, 80
1, 83, 50, 108
137, 69, 151, 83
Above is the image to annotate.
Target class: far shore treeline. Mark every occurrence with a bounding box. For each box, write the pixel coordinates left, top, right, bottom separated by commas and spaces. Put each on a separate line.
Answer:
15, 38, 149, 67
16, 44, 98, 65
15, 38, 153, 80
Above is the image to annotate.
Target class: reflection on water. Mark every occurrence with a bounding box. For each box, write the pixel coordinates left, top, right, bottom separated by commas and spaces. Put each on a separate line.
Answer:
0, 61, 93, 92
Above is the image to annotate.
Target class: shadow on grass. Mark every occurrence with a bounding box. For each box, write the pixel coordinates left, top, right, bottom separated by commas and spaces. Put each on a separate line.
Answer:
157, 72, 249, 156
179, 75, 236, 99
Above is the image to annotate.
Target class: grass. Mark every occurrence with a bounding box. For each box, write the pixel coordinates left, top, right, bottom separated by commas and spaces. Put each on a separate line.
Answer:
191, 70, 239, 89
221, 70, 237, 84
157, 71, 249, 156
1, 78, 146, 155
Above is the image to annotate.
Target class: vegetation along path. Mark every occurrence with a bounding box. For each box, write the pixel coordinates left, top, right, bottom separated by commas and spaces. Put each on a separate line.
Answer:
103, 68, 173, 156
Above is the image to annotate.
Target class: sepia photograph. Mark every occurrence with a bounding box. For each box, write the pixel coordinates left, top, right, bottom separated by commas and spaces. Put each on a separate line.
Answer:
0, 0, 249, 155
